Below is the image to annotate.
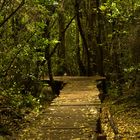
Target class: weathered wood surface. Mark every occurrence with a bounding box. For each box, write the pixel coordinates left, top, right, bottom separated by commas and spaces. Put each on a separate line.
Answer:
15, 76, 102, 140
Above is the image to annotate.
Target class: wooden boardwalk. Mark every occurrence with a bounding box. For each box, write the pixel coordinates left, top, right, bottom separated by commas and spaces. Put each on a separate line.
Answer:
16, 76, 101, 140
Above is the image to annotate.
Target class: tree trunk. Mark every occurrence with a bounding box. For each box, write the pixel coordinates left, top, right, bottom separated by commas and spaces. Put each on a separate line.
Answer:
96, 0, 107, 96
86, 0, 97, 75
44, 18, 54, 92
57, 0, 66, 75
75, 0, 91, 76
75, 19, 86, 76
96, 0, 104, 76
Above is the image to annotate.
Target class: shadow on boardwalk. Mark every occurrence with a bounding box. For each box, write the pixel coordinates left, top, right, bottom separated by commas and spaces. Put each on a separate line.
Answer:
12, 76, 103, 140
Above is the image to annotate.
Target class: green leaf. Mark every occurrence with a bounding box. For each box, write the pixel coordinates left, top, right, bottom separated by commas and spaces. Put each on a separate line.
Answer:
36, 22, 46, 29
50, 40, 60, 45
0, 15, 4, 22
44, 39, 49, 45
100, 5, 107, 11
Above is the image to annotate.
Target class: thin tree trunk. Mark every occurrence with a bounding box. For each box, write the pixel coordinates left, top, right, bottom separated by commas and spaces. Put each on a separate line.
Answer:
57, 0, 66, 75
75, 19, 86, 75
44, 19, 54, 92
96, 0, 107, 96
75, 0, 91, 76
96, 0, 104, 76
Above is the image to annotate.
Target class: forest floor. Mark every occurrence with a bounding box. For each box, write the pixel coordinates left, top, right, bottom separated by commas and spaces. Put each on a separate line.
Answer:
101, 88, 140, 139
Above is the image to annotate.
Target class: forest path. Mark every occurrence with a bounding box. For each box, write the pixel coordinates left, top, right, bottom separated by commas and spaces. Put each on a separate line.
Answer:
15, 76, 102, 140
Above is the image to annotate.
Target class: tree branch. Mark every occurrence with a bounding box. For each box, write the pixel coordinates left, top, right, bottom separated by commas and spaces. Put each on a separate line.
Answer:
62, 14, 76, 34
48, 15, 76, 59
0, 0, 25, 28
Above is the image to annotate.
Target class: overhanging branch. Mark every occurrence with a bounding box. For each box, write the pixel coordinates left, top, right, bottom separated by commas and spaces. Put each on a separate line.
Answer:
48, 15, 76, 59
0, 0, 25, 28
